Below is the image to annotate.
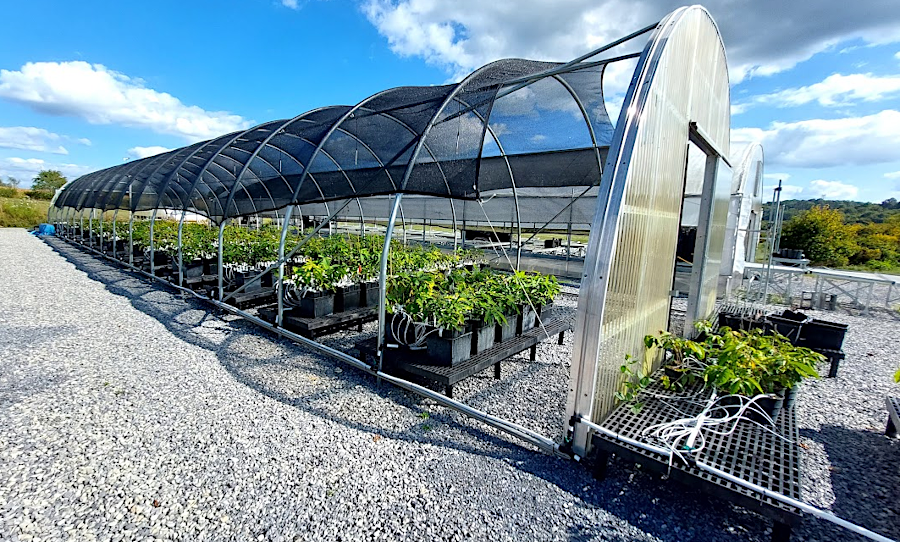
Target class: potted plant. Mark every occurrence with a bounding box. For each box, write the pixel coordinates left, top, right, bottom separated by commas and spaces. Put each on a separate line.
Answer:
643, 329, 707, 388
290, 258, 343, 318
701, 327, 822, 421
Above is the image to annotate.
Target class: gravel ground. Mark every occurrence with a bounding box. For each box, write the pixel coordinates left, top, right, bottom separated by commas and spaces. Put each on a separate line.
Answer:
0, 228, 897, 542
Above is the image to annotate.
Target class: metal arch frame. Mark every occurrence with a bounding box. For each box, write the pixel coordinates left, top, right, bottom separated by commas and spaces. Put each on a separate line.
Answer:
220, 114, 330, 223
270, 87, 421, 327
566, 6, 729, 456
374, 61, 505, 364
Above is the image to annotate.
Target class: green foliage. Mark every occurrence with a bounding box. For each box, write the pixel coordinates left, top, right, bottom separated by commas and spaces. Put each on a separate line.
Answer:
781, 206, 857, 267
776, 202, 900, 272
25, 190, 54, 200
0, 197, 49, 228
701, 328, 822, 395
31, 170, 67, 192
385, 266, 559, 331
292, 258, 350, 293
615, 354, 652, 413
0, 187, 18, 198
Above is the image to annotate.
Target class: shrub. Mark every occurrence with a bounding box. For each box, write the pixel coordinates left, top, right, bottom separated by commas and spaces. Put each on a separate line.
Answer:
0, 187, 18, 198
25, 190, 54, 200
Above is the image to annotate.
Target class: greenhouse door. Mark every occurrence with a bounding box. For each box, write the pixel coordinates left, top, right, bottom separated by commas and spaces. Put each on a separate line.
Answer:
682, 124, 731, 336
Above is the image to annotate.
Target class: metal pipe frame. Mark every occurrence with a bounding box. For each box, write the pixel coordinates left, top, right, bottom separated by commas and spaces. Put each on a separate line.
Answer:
177, 210, 187, 286
217, 220, 227, 300
110, 210, 120, 259
375, 194, 403, 364
128, 213, 134, 266
149, 208, 159, 276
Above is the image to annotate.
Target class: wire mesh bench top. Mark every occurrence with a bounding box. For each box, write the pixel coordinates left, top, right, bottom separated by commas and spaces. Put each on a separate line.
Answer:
356, 317, 571, 398
592, 376, 803, 540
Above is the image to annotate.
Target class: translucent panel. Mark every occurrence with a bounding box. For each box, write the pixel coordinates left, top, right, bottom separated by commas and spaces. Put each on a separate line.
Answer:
567, 6, 731, 446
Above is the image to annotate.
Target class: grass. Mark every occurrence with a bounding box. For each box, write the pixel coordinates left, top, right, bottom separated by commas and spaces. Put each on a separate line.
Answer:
0, 197, 50, 228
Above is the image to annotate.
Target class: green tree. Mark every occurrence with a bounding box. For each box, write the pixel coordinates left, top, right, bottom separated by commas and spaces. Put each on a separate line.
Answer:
8, 177, 20, 189
780, 206, 857, 266
31, 170, 67, 192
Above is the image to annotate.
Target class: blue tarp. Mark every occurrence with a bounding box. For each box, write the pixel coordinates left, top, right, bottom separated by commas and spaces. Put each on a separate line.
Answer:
32, 223, 56, 236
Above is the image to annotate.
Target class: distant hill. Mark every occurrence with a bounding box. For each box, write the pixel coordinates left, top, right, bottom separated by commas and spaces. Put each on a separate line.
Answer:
764, 198, 900, 225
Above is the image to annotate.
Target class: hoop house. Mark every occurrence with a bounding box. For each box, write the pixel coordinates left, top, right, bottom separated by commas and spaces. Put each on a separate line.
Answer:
52, 5, 732, 457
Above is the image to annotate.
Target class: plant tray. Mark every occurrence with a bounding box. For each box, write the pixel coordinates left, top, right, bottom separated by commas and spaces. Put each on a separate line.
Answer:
591, 373, 802, 540
259, 306, 377, 338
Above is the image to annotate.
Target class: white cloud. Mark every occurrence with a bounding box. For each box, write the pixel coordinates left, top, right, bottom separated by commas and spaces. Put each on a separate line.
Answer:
0, 157, 92, 186
732, 110, 900, 168
737, 73, 900, 111
0, 61, 252, 142
781, 185, 804, 198
808, 179, 859, 199
896, 51, 900, 60
76, 138, 92, 146
884, 171, 900, 179
127, 146, 173, 159
361, 0, 900, 83
0, 126, 68, 154
282, 0, 299, 8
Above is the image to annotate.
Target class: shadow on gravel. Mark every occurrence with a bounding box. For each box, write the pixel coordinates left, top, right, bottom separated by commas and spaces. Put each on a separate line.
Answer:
41, 240, 570, 464
800, 425, 900, 541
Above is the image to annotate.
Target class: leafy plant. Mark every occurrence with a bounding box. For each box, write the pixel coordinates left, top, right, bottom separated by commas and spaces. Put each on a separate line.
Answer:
615, 354, 653, 413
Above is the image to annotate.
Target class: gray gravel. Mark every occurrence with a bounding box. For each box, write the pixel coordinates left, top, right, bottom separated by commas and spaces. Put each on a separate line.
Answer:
1, 228, 898, 542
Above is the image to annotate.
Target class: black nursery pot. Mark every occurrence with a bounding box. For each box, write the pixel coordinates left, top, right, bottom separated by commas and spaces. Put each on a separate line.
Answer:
360, 281, 380, 308
333, 284, 361, 313
495, 312, 518, 343
470, 319, 495, 355
783, 385, 800, 410
297, 290, 334, 318
516, 304, 542, 335
181, 259, 204, 279
750, 393, 784, 424
426, 327, 473, 366
765, 315, 804, 345
800, 319, 848, 351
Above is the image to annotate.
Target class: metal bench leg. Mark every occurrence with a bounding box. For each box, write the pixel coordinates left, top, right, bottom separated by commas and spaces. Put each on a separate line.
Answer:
887, 416, 898, 438
828, 356, 840, 378
558, 331, 565, 345
494, 362, 501, 379
592, 450, 610, 481
445, 385, 453, 399
530, 344, 537, 361
771, 522, 792, 542
358, 322, 363, 332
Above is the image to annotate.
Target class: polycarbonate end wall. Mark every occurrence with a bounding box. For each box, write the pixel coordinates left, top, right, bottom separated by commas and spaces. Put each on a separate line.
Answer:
566, 5, 731, 452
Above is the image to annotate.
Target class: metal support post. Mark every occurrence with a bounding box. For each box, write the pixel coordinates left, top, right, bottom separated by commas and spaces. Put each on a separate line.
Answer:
217, 221, 227, 301
376, 194, 403, 369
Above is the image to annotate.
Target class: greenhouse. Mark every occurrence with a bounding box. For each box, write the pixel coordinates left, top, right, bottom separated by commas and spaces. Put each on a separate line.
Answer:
51, 5, 732, 452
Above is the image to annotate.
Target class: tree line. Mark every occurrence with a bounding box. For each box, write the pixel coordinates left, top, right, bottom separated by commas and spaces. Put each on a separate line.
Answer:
779, 204, 900, 272
0, 170, 68, 200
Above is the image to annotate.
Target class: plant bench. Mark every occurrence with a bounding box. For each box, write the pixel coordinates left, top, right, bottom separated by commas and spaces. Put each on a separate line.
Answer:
592, 374, 803, 542
886, 397, 900, 438
355, 317, 571, 398
258, 306, 378, 338
224, 288, 276, 309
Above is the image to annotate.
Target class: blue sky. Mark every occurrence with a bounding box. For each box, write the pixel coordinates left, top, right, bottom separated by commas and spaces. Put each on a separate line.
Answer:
1, 0, 899, 203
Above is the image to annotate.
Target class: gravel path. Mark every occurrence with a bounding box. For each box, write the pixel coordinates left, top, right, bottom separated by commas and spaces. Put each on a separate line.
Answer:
0, 228, 897, 542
